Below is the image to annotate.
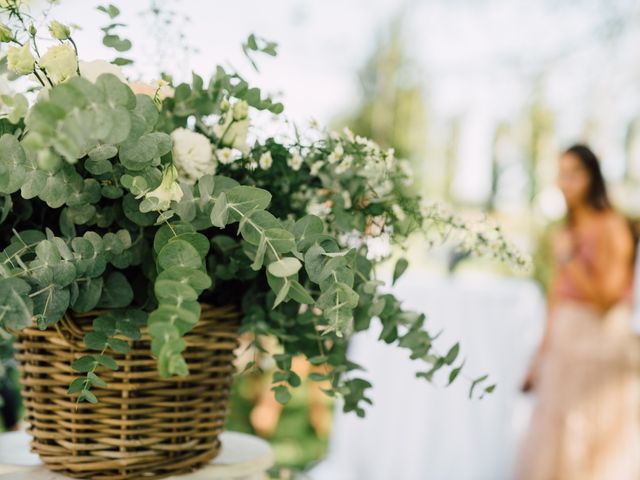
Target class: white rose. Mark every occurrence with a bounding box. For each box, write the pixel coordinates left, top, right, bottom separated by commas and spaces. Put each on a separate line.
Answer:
287, 152, 303, 171
40, 44, 77, 84
144, 165, 183, 211
79, 59, 126, 83
7, 42, 35, 75
259, 151, 273, 170
170, 127, 215, 184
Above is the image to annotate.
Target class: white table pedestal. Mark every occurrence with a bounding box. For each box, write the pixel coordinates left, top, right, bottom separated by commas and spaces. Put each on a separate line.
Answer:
0, 430, 273, 480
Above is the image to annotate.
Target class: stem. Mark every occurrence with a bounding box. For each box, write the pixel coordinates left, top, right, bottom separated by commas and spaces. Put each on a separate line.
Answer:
75, 344, 109, 409
215, 116, 236, 148
68, 37, 81, 75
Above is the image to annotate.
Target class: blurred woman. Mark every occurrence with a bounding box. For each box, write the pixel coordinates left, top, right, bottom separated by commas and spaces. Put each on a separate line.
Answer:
517, 145, 640, 480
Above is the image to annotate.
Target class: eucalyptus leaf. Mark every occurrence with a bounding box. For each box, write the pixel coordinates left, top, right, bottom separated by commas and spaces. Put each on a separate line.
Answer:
98, 272, 133, 308
267, 257, 302, 278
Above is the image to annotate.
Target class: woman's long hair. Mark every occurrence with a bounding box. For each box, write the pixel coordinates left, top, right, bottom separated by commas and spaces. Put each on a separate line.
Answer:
564, 144, 611, 211
565, 144, 638, 263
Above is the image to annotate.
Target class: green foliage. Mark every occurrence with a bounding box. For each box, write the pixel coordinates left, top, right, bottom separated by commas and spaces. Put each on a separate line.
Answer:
0, 5, 525, 412
242, 34, 278, 72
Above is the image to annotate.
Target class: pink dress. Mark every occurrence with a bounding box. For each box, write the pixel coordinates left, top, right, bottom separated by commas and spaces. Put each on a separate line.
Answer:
516, 227, 640, 480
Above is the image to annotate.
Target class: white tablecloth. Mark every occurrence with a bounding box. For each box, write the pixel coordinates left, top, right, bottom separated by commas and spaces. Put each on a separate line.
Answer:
311, 271, 545, 480
0, 431, 274, 480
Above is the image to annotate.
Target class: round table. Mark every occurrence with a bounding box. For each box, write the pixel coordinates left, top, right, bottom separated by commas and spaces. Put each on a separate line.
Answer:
0, 430, 274, 480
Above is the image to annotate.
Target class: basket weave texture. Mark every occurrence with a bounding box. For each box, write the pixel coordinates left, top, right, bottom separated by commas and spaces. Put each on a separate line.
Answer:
14, 304, 239, 480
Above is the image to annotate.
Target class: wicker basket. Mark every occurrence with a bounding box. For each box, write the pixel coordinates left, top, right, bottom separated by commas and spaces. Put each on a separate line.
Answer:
14, 304, 240, 480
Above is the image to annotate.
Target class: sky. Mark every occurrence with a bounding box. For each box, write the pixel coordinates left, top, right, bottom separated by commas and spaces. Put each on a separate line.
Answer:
26, 0, 640, 209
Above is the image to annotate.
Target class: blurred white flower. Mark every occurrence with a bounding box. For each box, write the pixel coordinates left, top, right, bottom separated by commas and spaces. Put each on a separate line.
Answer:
328, 144, 343, 164
338, 229, 363, 250
287, 152, 303, 171
7, 42, 35, 75
307, 200, 332, 218
79, 59, 126, 83
391, 204, 406, 221
145, 165, 183, 211
259, 151, 273, 170
342, 127, 355, 142
40, 44, 77, 84
170, 127, 215, 184
365, 233, 392, 261
335, 154, 353, 174
372, 179, 393, 196
310, 160, 324, 176
246, 160, 258, 171
216, 147, 235, 165
385, 148, 396, 169
399, 159, 414, 185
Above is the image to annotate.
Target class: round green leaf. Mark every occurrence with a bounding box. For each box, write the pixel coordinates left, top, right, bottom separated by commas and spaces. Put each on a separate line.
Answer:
267, 257, 302, 278
158, 239, 202, 271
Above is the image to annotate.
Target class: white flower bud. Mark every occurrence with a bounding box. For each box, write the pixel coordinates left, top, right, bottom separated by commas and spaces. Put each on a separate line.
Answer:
287, 152, 303, 171
49, 20, 71, 40
310, 160, 324, 176
0, 23, 13, 43
232, 100, 249, 121
259, 151, 273, 170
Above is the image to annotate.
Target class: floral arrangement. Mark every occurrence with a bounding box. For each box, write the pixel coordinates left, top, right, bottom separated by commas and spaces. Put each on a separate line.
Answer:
0, 3, 526, 414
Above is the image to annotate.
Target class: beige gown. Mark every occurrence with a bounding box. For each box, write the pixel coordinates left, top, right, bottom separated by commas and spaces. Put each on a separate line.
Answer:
517, 228, 640, 480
